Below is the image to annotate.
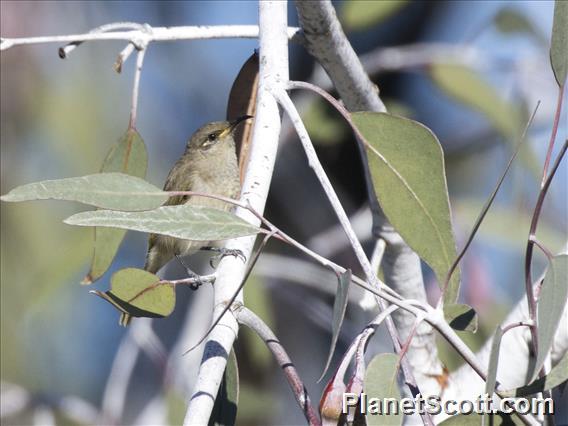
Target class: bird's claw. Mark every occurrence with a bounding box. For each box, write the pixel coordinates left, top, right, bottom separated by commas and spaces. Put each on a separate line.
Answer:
209, 248, 246, 268
175, 254, 206, 290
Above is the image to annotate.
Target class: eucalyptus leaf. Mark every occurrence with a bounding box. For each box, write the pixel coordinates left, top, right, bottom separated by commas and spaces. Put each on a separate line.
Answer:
91, 268, 174, 326
430, 63, 521, 140
364, 353, 402, 426
209, 349, 239, 426
1, 173, 167, 211
494, 8, 544, 43
550, 0, 568, 86
444, 303, 478, 333
341, 0, 409, 31
486, 327, 504, 397
530, 254, 568, 382
501, 352, 568, 397
226, 51, 258, 178
352, 112, 459, 304
319, 269, 351, 382
65, 204, 260, 241
85, 129, 149, 283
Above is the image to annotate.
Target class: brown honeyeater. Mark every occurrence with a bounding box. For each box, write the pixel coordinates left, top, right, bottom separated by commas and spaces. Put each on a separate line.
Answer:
144, 115, 252, 275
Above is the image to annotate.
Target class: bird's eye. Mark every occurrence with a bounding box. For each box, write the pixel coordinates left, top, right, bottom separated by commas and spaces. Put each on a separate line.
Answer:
207, 133, 217, 142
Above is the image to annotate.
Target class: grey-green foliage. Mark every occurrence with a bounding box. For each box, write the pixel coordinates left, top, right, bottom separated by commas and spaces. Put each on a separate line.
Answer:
353, 112, 459, 304
1, 173, 167, 211
64, 204, 260, 241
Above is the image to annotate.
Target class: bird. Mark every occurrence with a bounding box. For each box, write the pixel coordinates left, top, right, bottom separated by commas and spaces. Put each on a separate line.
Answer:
143, 115, 252, 280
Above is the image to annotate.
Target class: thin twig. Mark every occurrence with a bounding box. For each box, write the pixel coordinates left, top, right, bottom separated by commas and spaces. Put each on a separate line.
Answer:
235, 306, 321, 426
58, 22, 147, 58
528, 236, 553, 260
128, 41, 148, 129
524, 138, 568, 350
541, 84, 564, 185
114, 43, 135, 73
437, 101, 541, 308
360, 238, 386, 310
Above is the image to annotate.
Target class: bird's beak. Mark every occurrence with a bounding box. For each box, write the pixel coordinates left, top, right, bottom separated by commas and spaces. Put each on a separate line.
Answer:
223, 115, 253, 136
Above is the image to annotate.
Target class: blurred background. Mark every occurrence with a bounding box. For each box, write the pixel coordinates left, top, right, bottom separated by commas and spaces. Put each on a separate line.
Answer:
1, 1, 565, 425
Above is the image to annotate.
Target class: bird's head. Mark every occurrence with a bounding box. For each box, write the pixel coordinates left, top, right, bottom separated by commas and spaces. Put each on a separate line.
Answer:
186, 115, 253, 153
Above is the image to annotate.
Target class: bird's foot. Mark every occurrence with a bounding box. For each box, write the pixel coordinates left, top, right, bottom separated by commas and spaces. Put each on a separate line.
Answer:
175, 254, 205, 290
200, 246, 246, 268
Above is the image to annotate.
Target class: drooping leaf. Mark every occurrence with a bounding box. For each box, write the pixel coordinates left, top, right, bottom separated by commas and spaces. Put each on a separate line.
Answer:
1, 173, 167, 211
429, 63, 521, 140
226, 51, 259, 181
91, 268, 174, 326
364, 353, 402, 426
209, 349, 239, 426
352, 112, 459, 304
430, 64, 543, 178
341, 0, 409, 31
501, 352, 568, 397
530, 254, 568, 382
319, 269, 351, 382
550, 0, 568, 86
486, 326, 504, 397
85, 128, 148, 284
444, 303, 478, 333
493, 8, 544, 43
64, 204, 260, 241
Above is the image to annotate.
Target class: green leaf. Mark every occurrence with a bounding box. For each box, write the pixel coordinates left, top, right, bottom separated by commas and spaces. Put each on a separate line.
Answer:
91, 268, 175, 325
341, 0, 409, 31
209, 349, 239, 426
551, 0, 568, 86
1, 173, 167, 211
364, 353, 402, 426
494, 8, 544, 42
486, 327, 504, 398
352, 112, 459, 304
444, 303, 478, 333
64, 204, 260, 241
439, 412, 522, 425
319, 269, 351, 382
429, 63, 521, 140
530, 254, 568, 382
85, 129, 148, 284
501, 352, 568, 397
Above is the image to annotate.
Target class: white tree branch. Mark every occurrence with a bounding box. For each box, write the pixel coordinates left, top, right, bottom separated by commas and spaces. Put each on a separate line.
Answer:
0, 25, 301, 51
183, 2, 289, 424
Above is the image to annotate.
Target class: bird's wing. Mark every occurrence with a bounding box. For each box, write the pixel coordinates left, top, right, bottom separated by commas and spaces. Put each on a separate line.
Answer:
162, 155, 193, 206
